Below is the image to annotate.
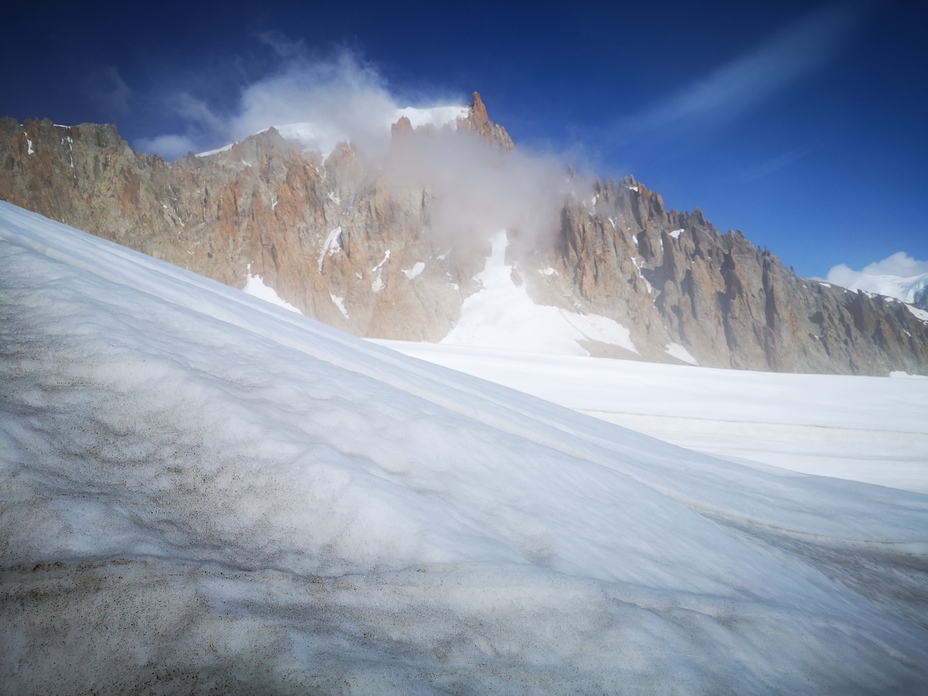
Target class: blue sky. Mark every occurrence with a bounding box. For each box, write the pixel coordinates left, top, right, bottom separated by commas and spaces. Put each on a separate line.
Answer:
2, 0, 925, 279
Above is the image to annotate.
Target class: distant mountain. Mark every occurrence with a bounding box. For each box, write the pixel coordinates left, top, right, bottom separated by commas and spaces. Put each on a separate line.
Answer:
2, 94, 926, 375
826, 253, 928, 310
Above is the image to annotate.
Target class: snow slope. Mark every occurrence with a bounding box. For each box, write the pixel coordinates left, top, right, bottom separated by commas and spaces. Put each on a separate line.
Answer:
378, 342, 928, 495
2, 201, 928, 694
441, 230, 639, 356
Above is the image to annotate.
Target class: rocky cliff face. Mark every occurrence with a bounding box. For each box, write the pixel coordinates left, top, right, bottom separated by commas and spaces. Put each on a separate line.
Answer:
0, 111, 487, 341
2, 96, 927, 375
526, 179, 928, 374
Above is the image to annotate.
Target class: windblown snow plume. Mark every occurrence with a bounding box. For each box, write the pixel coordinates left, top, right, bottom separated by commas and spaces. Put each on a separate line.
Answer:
137, 48, 469, 160
2, 201, 928, 692
382, 122, 578, 251
136, 46, 582, 254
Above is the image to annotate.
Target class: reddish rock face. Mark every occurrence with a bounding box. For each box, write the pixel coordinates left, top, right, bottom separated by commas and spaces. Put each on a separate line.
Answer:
538, 178, 928, 373
1, 97, 926, 375
458, 92, 514, 150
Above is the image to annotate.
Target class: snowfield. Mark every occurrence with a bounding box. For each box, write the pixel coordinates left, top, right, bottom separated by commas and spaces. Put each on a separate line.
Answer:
377, 342, 928, 495
2, 200, 928, 694
442, 230, 639, 356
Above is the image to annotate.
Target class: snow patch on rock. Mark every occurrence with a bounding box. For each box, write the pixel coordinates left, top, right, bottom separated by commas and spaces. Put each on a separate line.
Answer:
330, 293, 349, 318
318, 226, 342, 271
243, 264, 302, 313
402, 262, 425, 281
443, 231, 637, 355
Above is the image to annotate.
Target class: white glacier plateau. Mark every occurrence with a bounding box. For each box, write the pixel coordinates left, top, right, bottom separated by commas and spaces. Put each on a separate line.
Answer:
1, 200, 927, 694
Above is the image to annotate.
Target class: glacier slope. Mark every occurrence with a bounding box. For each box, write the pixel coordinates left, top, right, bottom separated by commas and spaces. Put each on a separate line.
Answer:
378, 342, 928, 495
1, 201, 927, 694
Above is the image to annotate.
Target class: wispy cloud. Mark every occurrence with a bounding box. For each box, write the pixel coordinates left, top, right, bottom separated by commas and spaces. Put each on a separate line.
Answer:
135, 44, 412, 160
83, 66, 132, 117
130, 41, 586, 250
229, 48, 398, 152
738, 145, 814, 182
612, 2, 865, 143
135, 92, 228, 157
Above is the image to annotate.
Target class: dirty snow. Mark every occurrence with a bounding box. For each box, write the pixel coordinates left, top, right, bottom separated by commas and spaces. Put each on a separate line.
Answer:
2, 201, 927, 694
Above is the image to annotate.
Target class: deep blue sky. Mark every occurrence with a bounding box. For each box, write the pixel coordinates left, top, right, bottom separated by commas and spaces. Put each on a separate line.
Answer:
2, 0, 925, 278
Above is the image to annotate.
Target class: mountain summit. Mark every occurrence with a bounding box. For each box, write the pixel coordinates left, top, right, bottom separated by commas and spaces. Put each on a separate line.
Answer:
1, 95, 926, 375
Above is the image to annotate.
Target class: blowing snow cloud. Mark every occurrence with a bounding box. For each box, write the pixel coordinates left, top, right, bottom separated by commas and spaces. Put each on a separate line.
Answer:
136, 46, 584, 250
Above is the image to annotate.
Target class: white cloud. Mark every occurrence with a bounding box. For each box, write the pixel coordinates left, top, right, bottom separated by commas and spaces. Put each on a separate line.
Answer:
229, 49, 399, 152
131, 44, 585, 252
382, 127, 578, 250
855, 252, 928, 278
135, 48, 414, 160
613, 2, 864, 141
134, 133, 199, 160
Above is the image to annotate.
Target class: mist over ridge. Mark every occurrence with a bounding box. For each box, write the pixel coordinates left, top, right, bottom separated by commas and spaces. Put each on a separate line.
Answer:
2, 71, 927, 375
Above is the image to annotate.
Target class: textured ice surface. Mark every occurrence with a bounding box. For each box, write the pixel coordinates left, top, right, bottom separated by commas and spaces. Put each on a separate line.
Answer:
2, 201, 927, 694
381, 341, 928, 494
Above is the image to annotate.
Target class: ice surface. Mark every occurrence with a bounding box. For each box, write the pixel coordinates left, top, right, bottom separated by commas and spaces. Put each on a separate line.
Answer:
443, 231, 638, 355
2, 201, 928, 694
380, 341, 928, 495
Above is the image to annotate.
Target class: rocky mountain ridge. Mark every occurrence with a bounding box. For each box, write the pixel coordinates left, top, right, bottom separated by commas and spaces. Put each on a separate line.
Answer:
2, 95, 927, 375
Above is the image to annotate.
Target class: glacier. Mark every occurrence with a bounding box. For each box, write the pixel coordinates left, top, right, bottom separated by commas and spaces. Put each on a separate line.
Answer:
1, 200, 927, 694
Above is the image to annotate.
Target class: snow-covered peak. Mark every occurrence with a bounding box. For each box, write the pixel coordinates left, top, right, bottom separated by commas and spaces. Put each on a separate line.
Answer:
825, 252, 928, 309
393, 105, 470, 130
199, 104, 470, 159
